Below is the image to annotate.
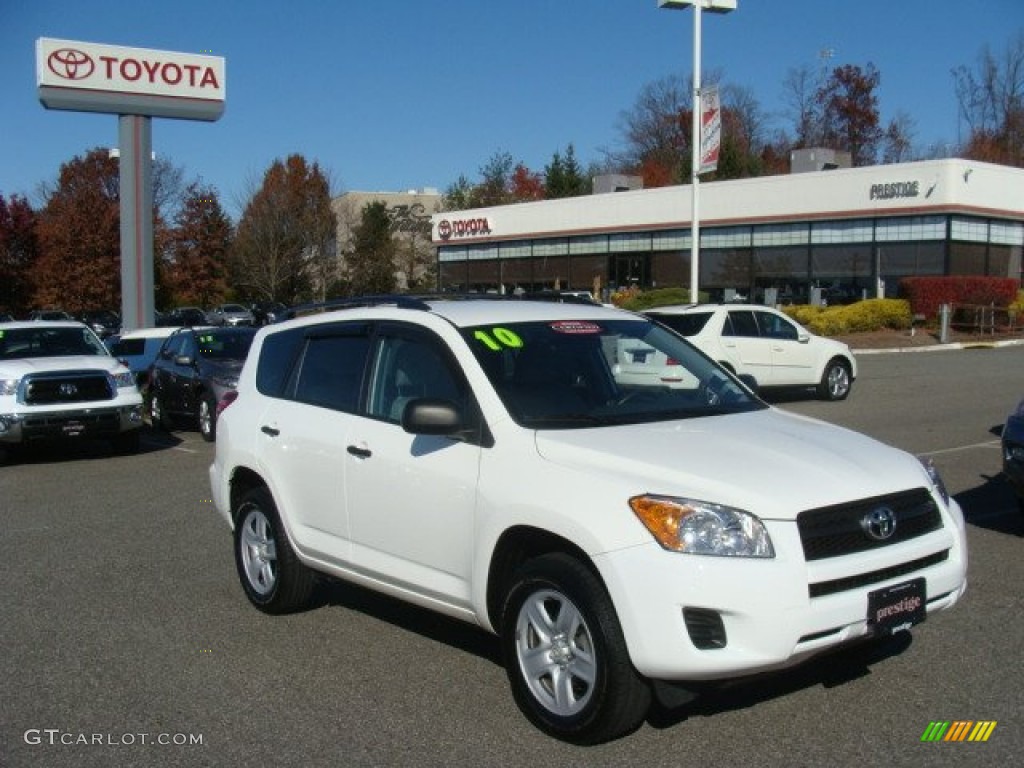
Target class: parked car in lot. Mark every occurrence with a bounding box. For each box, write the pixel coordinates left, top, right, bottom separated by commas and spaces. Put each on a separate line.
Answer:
207, 303, 256, 327
78, 309, 121, 339
250, 301, 287, 326
645, 303, 857, 400
209, 296, 966, 744
0, 320, 143, 456
1001, 398, 1024, 515
156, 306, 209, 327
28, 309, 73, 321
149, 326, 256, 441
106, 326, 179, 390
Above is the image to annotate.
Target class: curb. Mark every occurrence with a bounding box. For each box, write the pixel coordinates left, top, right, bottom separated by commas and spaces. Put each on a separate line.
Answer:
854, 338, 1024, 355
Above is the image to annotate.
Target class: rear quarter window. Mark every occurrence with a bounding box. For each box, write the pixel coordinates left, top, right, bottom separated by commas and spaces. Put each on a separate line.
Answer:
650, 312, 713, 337
256, 327, 305, 398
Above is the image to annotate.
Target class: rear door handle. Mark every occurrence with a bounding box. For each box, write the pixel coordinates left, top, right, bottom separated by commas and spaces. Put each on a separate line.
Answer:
261, 425, 280, 437
347, 445, 371, 458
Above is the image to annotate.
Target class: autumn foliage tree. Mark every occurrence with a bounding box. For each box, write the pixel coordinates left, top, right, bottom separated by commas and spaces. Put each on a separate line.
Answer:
0, 194, 39, 316
231, 154, 336, 304
33, 149, 122, 313
164, 182, 232, 307
816, 63, 883, 166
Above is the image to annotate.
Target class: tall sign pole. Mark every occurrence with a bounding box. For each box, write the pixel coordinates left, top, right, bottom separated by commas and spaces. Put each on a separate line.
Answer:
658, 1, 736, 304
36, 38, 225, 331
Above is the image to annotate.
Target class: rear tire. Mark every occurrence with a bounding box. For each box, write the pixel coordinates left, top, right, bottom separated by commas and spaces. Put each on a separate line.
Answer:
233, 486, 315, 614
500, 553, 651, 744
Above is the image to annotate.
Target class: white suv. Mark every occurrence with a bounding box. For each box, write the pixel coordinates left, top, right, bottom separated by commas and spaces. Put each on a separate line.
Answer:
646, 304, 857, 400
0, 321, 143, 455
209, 297, 966, 744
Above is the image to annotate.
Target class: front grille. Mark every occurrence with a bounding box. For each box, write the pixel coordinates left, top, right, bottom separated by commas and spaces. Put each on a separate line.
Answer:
22, 372, 114, 405
797, 488, 942, 561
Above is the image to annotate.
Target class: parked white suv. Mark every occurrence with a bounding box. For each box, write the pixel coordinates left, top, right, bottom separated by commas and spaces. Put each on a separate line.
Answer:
0, 321, 143, 455
645, 304, 857, 400
209, 297, 966, 744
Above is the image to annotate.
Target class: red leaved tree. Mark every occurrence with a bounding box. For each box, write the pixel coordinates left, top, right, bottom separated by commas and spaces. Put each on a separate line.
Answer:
0, 194, 39, 316
34, 149, 122, 313
164, 183, 232, 307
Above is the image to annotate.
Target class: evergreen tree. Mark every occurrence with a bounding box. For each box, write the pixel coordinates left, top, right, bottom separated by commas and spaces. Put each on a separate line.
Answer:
347, 201, 397, 295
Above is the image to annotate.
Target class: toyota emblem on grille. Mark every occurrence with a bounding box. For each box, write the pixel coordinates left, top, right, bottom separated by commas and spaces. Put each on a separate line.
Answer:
47, 48, 95, 80
861, 507, 897, 541
59, 383, 78, 397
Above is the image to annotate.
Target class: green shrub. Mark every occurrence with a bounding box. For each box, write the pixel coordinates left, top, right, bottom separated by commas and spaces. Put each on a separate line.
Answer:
783, 298, 911, 336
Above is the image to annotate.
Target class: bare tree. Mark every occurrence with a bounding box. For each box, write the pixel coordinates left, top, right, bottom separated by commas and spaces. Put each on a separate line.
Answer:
953, 30, 1024, 165
881, 111, 917, 164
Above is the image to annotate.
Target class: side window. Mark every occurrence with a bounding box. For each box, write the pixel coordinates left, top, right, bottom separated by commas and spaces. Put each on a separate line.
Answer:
293, 334, 371, 413
160, 333, 185, 360
368, 335, 464, 423
756, 311, 799, 341
726, 311, 759, 338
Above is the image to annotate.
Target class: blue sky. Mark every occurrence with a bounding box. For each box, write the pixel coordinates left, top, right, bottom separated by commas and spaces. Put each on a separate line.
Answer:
2, 0, 1021, 218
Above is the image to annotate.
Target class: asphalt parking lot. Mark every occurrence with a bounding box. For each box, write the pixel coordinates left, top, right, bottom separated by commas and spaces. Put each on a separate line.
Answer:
1, 346, 1022, 768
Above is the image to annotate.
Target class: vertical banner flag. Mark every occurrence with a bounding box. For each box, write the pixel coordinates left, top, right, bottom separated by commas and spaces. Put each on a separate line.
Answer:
699, 85, 721, 175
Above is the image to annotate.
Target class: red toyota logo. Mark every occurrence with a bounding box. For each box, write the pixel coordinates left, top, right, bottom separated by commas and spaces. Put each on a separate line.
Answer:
437, 219, 452, 240
47, 48, 95, 80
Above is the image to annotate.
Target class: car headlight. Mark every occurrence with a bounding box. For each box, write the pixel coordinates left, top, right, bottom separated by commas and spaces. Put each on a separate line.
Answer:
918, 457, 950, 506
629, 495, 775, 557
0, 378, 21, 396
111, 371, 136, 389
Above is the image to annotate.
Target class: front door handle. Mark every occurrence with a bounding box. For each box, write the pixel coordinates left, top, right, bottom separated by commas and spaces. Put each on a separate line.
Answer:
347, 445, 371, 458
261, 425, 280, 437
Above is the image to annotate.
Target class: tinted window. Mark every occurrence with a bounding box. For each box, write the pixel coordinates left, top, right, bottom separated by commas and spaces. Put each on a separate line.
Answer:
293, 333, 371, 413
756, 311, 799, 341
724, 311, 759, 338
256, 327, 305, 398
649, 312, 713, 337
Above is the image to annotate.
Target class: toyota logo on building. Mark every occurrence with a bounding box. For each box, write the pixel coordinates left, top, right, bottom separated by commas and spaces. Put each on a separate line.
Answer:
437, 219, 452, 240
47, 48, 95, 80
861, 507, 897, 541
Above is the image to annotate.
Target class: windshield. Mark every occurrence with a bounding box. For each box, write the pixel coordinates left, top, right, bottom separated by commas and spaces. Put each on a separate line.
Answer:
463, 319, 764, 428
0, 326, 109, 360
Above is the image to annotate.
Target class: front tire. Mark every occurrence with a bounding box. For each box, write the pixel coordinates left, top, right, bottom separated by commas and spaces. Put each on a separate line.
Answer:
233, 487, 315, 614
501, 553, 651, 744
149, 390, 173, 430
818, 358, 852, 401
198, 394, 217, 442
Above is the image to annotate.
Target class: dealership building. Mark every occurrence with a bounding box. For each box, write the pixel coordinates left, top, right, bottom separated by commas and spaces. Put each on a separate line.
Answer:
430, 158, 1024, 304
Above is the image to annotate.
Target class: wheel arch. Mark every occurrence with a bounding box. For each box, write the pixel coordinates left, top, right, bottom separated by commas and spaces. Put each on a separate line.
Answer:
485, 525, 603, 634
229, 466, 270, 525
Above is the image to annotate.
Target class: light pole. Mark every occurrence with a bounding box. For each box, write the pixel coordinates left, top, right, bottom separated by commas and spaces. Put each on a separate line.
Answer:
658, 1, 736, 304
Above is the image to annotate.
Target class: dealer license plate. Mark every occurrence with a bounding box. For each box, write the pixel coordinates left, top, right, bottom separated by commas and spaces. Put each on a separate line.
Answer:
62, 420, 86, 436
867, 578, 926, 634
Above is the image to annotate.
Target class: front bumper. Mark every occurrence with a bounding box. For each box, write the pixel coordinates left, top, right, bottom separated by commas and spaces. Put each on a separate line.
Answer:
593, 500, 967, 682
0, 404, 144, 444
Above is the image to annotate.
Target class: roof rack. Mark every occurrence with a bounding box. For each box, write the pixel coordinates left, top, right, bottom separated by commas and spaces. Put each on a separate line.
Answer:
282, 294, 433, 319
281, 290, 600, 320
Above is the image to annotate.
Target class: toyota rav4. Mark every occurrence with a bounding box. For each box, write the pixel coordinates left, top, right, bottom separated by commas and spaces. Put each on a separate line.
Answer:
209, 296, 967, 744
